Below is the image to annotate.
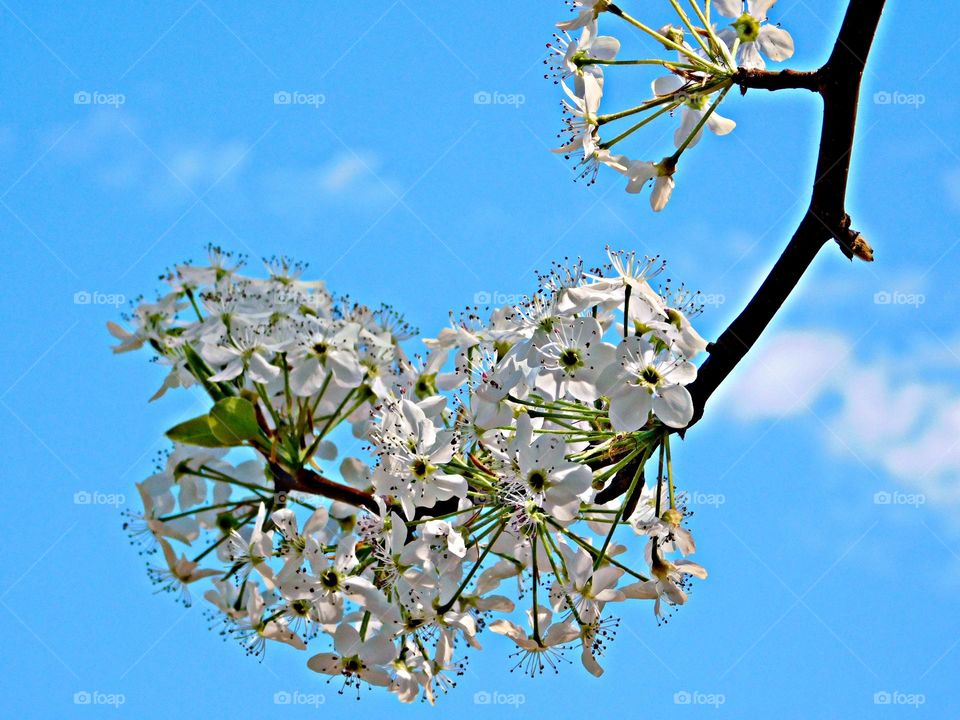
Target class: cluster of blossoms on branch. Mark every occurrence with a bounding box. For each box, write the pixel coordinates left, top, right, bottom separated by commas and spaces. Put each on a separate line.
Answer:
114, 245, 710, 703
550, 0, 794, 209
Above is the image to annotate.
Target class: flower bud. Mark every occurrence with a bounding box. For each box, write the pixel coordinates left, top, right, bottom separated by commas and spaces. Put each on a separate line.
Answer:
659, 23, 685, 48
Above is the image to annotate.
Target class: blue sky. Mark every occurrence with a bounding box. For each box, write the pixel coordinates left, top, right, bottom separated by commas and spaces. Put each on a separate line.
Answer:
1, 0, 958, 717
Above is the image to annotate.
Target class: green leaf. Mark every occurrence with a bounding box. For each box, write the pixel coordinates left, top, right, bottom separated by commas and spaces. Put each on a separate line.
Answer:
165, 414, 227, 448
209, 397, 261, 445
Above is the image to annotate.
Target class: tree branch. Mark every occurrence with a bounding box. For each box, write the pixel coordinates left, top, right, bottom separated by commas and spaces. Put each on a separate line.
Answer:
269, 462, 379, 513
685, 0, 886, 428
733, 67, 821, 92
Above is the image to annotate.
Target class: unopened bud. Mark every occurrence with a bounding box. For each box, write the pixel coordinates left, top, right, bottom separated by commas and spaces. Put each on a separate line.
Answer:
659, 23, 685, 48
851, 234, 874, 262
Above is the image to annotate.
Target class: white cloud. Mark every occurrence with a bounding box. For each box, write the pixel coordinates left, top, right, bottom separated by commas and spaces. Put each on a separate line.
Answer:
46, 114, 393, 213
943, 166, 960, 211
259, 152, 395, 216
167, 141, 250, 190
50, 112, 250, 205
319, 155, 370, 192
725, 330, 850, 420
720, 329, 960, 506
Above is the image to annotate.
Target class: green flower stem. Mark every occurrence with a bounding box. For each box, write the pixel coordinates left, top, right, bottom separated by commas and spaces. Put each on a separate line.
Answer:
654, 442, 665, 516
688, 0, 729, 68
538, 526, 587, 627
185, 466, 270, 496
312, 378, 348, 437
436, 522, 505, 614
262, 608, 286, 625
613, 7, 726, 74
665, 433, 676, 509
506, 396, 599, 420
301, 386, 355, 464
254, 382, 283, 431
158, 500, 250, 522
183, 287, 204, 322
577, 58, 687, 68
623, 285, 631, 340
192, 508, 257, 563
670, 82, 732, 159
279, 354, 293, 417
193, 464, 317, 510
464, 511, 507, 540
531, 428, 611, 438
549, 519, 650, 582
518, 413, 588, 428
548, 398, 602, 410
668, 0, 714, 60
404, 505, 479, 526
597, 93, 682, 125
531, 533, 543, 644
444, 457, 497, 481
594, 445, 645, 482
593, 449, 647, 570
539, 525, 570, 584
601, 100, 680, 149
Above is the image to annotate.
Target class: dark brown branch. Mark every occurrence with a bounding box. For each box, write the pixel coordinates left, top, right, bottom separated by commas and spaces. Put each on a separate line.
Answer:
733, 67, 821, 92
685, 0, 886, 429
269, 462, 379, 513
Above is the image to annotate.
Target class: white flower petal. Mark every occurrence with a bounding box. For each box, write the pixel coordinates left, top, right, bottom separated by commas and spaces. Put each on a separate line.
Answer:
653, 384, 694, 428
757, 24, 794, 61
713, 0, 744, 18
652, 74, 684, 97
651, 175, 674, 212
590, 36, 620, 62
748, 0, 777, 22
738, 41, 765, 70
609, 388, 653, 432
706, 112, 736, 136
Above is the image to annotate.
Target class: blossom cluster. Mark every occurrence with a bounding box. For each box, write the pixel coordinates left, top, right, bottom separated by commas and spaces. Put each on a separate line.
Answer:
550, 0, 795, 209
116, 246, 709, 703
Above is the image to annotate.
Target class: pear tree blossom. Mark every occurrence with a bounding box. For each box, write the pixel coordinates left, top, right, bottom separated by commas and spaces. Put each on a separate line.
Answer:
115, 246, 709, 702
113, 0, 886, 705
548, 0, 795, 209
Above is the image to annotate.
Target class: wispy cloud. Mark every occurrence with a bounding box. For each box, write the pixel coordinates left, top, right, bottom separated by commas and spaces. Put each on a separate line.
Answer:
259, 152, 395, 217
942, 166, 960, 211
43, 113, 393, 213
719, 328, 960, 507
